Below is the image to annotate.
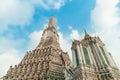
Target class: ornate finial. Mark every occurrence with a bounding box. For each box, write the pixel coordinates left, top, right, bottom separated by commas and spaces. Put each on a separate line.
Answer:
84, 29, 91, 40
84, 29, 89, 36
48, 16, 56, 27
84, 29, 88, 35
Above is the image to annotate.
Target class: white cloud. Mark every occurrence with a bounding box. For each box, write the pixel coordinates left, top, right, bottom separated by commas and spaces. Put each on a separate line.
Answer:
58, 32, 72, 59
0, 36, 22, 78
70, 29, 81, 40
0, 0, 34, 33
28, 30, 43, 50
91, 0, 120, 68
0, 49, 20, 78
30, 0, 65, 10
91, 0, 120, 31
0, 0, 66, 33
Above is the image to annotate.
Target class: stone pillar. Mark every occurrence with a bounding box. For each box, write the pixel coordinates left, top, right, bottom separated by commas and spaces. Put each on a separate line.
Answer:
92, 43, 103, 66
87, 46, 94, 65
95, 43, 107, 67
96, 43, 108, 66
72, 49, 77, 68
103, 46, 112, 66
79, 44, 86, 65
76, 45, 82, 65
90, 43, 100, 67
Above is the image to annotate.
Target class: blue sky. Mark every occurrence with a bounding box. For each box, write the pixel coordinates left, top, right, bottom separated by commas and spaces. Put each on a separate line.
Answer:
0, 0, 120, 77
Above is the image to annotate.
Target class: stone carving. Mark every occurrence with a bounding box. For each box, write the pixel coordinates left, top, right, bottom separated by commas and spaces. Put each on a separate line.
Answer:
3, 17, 71, 80
71, 30, 120, 80
2, 17, 120, 80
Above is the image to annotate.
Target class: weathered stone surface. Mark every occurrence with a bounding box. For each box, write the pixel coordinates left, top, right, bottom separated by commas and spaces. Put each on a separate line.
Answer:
3, 17, 72, 80
71, 31, 120, 80
3, 17, 120, 80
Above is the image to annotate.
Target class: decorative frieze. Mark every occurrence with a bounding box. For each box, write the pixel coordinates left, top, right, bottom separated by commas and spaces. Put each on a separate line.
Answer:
71, 31, 120, 80
4, 17, 72, 80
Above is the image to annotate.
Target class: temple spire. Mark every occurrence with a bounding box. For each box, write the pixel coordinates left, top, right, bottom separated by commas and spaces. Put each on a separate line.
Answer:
84, 29, 91, 40
48, 16, 56, 27
84, 29, 89, 35
36, 16, 60, 49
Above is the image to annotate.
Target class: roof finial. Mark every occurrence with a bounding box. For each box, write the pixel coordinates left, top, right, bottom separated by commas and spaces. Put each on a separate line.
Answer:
84, 28, 87, 35
84, 29, 91, 39
48, 16, 56, 27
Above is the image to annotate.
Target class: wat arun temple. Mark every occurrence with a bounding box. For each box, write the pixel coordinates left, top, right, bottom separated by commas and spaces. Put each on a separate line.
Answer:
3, 17, 120, 80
